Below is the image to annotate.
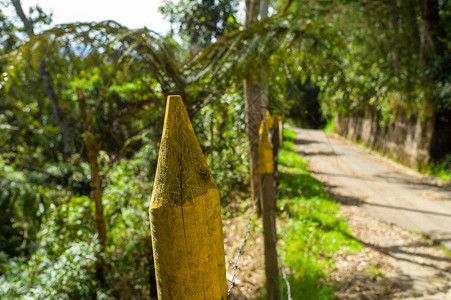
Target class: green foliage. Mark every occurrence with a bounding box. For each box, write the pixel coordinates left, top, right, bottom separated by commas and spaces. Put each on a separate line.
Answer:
191, 12, 344, 91
1, 0, 450, 298
0, 10, 251, 296
278, 128, 362, 299
1, 20, 189, 165
160, 0, 240, 52
0, 240, 101, 299
0, 158, 50, 257
316, 0, 450, 121
0, 190, 101, 299
195, 89, 249, 200
323, 117, 335, 133
100, 147, 156, 297
286, 81, 325, 129
0, 143, 157, 298
0, 9, 18, 53
426, 154, 451, 181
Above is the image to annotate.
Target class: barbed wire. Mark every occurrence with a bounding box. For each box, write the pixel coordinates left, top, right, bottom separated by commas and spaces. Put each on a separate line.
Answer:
227, 180, 261, 297
269, 123, 292, 300
270, 212, 292, 300
227, 123, 292, 300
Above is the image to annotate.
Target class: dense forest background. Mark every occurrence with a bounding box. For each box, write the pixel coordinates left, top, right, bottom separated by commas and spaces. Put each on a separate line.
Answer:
1, 0, 450, 298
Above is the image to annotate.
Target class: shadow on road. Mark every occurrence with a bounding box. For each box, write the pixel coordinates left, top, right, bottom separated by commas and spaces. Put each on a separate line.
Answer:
298, 151, 341, 157
329, 191, 451, 299
329, 190, 451, 263
310, 170, 451, 195
331, 192, 451, 218
294, 138, 320, 145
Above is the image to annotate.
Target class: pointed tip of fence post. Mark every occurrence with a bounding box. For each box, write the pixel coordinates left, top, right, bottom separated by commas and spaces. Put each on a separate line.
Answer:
258, 120, 274, 175
272, 114, 279, 125
149, 95, 227, 299
151, 95, 215, 208
265, 110, 274, 129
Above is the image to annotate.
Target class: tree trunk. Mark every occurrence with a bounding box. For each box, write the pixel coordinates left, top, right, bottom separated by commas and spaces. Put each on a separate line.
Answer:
260, 0, 268, 20
11, 0, 72, 159
244, 0, 262, 214
244, 76, 262, 214
388, 3, 400, 75
419, 0, 445, 56
39, 62, 72, 158
245, 0, 261, 27
403, 0, 422, 65
260, 0, 269, 116
77, 89, 107, 249
11, 0, 34, 36
86, 134, 106, 248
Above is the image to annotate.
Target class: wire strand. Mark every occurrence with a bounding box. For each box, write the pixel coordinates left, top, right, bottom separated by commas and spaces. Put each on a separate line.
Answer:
227, 177, 264, 297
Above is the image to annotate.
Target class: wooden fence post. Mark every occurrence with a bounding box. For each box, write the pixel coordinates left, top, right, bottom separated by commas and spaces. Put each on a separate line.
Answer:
278, 115, 283, 146
258, 120, 279, 300
149, 95, 227, 299
272, 115, 280, 187
265, 110, 274, 130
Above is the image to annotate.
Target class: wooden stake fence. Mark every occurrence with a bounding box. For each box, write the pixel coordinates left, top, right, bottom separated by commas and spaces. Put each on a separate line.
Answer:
149, 95, 227, 299
258, 120, 279, 300
272, 114, 281, 187
277, 114, 283, 146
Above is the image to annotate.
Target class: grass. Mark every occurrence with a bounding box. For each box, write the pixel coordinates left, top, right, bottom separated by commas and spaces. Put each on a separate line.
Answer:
277, 128, 362, 300
323, 117, 335, 133
425, 154, 451, 181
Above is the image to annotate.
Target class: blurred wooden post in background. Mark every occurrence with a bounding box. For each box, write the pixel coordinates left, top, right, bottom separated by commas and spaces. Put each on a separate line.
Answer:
149, 95, 227, 299
265, 110, 274, 130
258, 120, 279, 300
272, 114, 280, 187
278, 115, 283, 146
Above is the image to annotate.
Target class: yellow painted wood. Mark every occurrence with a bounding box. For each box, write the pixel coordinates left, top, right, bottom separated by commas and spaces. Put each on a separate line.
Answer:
276, 114, 284, 122
265, 110, 274, 129
272, 115, 280, 157
149, 95, 227, 299
258, 120, 274, 175
273, 114, 283, 145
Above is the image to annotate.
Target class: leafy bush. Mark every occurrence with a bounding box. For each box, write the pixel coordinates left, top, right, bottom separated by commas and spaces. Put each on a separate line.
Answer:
427, 154, 451, 181
0, 238, 101, 299
195, 90, 249, 200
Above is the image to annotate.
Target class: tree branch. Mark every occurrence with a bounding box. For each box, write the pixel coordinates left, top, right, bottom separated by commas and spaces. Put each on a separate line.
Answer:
11, 0, 34, 36
11, 0, 72, 158
17, 162, 59, 178
282, 0, 295, 14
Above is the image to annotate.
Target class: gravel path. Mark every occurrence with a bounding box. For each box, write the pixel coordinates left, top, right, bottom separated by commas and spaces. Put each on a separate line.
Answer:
292, 127, 451, 299
291, 127, 451, 249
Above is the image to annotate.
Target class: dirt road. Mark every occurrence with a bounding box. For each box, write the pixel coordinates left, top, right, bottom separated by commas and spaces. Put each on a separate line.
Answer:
292, 127, 451, 298
291, 127, 451, 250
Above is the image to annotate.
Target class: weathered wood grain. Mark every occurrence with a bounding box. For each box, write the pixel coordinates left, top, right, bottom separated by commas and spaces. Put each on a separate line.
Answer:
149, 95, 227, 299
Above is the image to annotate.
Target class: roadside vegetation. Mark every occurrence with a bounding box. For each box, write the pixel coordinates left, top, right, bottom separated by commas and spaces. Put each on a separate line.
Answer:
425, 155, 451, 181
1, 0, 450, 298
278, 129, 362, 299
